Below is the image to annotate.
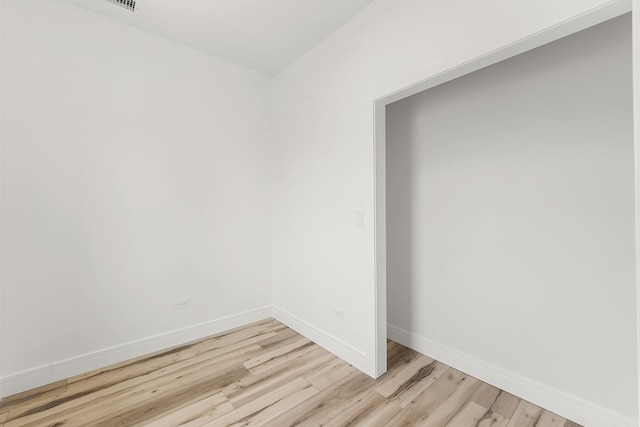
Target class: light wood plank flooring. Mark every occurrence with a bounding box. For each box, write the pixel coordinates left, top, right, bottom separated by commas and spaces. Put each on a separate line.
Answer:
0, 319, 581, 426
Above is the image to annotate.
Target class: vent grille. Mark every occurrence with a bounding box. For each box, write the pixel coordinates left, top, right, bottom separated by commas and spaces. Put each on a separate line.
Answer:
105, 0, 136, 12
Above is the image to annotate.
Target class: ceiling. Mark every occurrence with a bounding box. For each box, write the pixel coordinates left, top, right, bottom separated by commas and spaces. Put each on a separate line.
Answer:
62, 0, 376, 75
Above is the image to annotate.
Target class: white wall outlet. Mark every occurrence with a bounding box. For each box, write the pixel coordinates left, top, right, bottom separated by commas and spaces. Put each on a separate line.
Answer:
333, 306, 345, 320
355, 208, 364, 227
173, 298, 189, 310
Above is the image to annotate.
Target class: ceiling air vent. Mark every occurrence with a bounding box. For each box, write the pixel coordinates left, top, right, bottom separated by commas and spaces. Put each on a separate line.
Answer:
105, 0, 136, 12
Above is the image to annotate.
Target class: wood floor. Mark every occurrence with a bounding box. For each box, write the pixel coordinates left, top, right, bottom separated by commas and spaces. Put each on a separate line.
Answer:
0, 319, 581, 427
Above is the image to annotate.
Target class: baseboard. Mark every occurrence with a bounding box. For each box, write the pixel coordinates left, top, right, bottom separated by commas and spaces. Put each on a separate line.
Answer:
0, 306, 273, 399
2, 312, 632, 427
387, 324, 636, 427
272, 305, 369, 373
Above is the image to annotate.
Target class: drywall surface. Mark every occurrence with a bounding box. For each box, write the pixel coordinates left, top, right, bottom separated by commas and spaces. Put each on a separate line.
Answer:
632, 0, 640, 419
0, 0, 5, 394
0, 0, 272, 381
272, 0, 637, 423
387, 14, 635, 420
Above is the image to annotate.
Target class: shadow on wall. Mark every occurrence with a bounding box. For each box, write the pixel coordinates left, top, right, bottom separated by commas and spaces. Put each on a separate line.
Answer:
384, 12, 636, 421
385, 106, 417, 335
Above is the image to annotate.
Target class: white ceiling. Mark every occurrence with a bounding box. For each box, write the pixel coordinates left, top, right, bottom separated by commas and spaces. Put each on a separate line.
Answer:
62, 0, 376, 75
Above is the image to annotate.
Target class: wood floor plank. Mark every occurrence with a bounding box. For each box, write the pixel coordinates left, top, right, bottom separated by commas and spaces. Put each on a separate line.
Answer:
387, 361, 450, 409
0, 319, 583, 427
375, 354, 435, 397
5, 341, 254, 423
4, 344, 260, 427
15, 327, 276, 421
323, 390, 402, 427
88, 365, 249, 427
0, 385, 69, 426
224, 346, 334, 408
261, 389, 346, 427
269, 321, 289, 332
222, 385, 318, 427
226, 385, 319, 426
10, 361, 246, 427
445, 401, 508, 427
202, 377, 318, 427
6, 336, 263, 425
411, 371, 481, 426
471, 382, 502, 410
243, 337, 315, 373
446, 401, 486, 426
303, 357, 354, 390
386, 368, 480, 426
0, 385, 70, 421
492, 390, 522, 419
385, 345, 424, 375
7, 334, 268, 421
264, 366, 377, 426
0, 380, 67, 412
133, 392, 233, 427
506, 400, 544, 427
255, 327, 299, 350
536, 410, 569, 426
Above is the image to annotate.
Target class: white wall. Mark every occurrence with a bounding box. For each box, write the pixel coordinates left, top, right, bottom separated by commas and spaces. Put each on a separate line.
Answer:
0, 0, 272, 391
635, 0, 640, 422
0, 0, 5, 388
387, 14, 635, 421
272, 0, 638, 425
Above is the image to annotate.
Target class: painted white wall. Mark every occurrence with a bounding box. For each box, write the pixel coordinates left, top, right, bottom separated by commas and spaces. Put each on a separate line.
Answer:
0, 0, 5, 390
272, 0, 638, 424
387, 14, 635, 420
634, 0, 640, 422
0, 0, 272, 384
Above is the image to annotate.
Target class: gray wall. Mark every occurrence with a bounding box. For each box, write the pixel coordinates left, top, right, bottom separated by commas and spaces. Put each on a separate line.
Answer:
386, 14, 636, 418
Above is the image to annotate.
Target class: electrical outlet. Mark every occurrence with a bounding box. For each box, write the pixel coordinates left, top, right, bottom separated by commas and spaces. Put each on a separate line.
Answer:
355, 209, 364, 227
332, 306, 345, 320
174, 298, 189, 310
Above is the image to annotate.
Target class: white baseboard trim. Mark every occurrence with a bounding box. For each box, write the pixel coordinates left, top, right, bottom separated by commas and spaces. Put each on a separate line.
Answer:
272, 305, 369, 373
0, 306, 273, 399
387, 324, 636, 427
2, 311, 632, 427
